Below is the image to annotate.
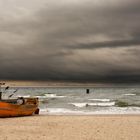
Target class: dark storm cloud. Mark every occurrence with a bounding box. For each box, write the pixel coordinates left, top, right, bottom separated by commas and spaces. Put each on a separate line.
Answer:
0, 0, 140, 83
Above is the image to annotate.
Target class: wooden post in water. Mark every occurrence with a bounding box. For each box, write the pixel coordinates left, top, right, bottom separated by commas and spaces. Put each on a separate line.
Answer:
86, 89, 90, 94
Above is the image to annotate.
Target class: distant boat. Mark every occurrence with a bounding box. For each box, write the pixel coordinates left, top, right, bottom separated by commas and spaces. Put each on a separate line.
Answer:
0, 83, 39, 117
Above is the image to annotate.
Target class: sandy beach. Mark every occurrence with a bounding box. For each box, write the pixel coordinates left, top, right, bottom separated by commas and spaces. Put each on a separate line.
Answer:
0, 115, 139, 140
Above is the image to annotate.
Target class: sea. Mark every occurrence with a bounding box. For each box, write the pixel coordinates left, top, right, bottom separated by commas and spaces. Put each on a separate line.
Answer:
2, 86, 140, 115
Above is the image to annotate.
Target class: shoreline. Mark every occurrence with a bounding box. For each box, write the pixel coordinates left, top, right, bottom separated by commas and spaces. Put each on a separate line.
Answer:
40, 113, 140, 116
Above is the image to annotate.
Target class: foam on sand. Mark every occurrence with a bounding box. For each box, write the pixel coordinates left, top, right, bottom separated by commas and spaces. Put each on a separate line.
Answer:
40, 107, 140, 115
41, 108, 84, 115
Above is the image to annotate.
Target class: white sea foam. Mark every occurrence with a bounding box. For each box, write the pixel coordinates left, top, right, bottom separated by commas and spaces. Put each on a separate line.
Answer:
34, 94, 66, 99
45, 94, 66, 98
39, 107, 140, 115
47, 108, 74, 113
40, 108, 84, 115
40, 108, 48, 114
17, 95, 30, 98
69, 102, 115, 108
88, 99, 111, 102
124, 93, 136, 96
35, 96, 48, 99
69, 103, 87, 108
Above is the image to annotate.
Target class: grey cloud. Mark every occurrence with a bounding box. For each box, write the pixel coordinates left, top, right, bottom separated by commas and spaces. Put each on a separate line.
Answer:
70, 39, 140, 50
0, 0, 140, 83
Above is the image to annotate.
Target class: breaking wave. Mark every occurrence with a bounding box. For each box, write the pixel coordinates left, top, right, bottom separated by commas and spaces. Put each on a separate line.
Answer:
88, 99, 111, 102
69, 102, 115, 108
124, 93, 136, 96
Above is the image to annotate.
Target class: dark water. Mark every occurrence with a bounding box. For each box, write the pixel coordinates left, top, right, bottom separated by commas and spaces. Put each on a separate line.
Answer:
2, 86, 140, 114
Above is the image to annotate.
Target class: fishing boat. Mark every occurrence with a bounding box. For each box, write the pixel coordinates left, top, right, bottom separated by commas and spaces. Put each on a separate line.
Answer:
0, 83, 39, 117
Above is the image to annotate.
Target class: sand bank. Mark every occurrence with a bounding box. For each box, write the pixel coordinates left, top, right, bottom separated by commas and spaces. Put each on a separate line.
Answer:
0, 115, 140, 140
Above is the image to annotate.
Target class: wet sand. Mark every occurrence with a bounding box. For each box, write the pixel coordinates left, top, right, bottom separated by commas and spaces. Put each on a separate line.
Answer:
0, 115, 140, 140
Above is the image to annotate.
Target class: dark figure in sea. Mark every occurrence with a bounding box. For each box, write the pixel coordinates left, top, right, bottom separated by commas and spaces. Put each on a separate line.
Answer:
86, 89, 90, 94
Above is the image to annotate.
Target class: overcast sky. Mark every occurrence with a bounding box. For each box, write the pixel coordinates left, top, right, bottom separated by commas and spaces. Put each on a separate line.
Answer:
0, 0, 140, 83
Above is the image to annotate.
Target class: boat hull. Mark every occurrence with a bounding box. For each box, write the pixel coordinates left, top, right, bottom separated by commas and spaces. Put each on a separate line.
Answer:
0, 98, 39, 117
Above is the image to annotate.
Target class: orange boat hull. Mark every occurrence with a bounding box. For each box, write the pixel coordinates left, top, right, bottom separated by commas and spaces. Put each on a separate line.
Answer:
0, 98, 39, 117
